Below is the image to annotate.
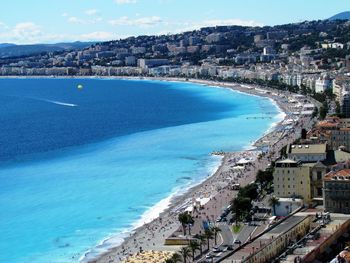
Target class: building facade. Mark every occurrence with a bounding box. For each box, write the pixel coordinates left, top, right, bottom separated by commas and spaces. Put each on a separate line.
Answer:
274, 159, 312, 204
324, 169, 350, 214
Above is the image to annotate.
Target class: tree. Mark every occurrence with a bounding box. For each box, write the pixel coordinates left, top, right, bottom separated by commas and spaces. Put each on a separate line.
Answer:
170, 253, 182, 263
204, 229, 214, 251
211, 226, 222, 245
188, 240, 200, 260
231, 196, 252, 224
239, 183, 259, 200
256, 170, 274, 190
320, 104, 328, 120
179, 247, 191, 263
198, 234, 206, 255
178, 212, 189, 236
178, 212, 194, 236
187, 214, 195, 236
269, 195, 280, 216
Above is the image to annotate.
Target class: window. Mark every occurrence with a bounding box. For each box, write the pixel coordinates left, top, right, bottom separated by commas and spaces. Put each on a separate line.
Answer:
317, 171, 322, 180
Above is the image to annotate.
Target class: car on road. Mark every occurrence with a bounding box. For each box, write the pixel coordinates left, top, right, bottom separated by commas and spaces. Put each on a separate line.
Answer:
216, 216, 222, 222
205, 253, 213, 259
234, 239, 242, 245
212, 247, 222, 253
227, 245, 234, 250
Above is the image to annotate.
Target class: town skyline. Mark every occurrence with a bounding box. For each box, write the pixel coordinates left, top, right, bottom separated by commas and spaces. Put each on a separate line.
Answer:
0, 0, 349, 44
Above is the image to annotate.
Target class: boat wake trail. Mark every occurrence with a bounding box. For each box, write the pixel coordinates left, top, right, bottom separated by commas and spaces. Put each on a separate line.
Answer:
25, 97, 78, 107
42, 99, 78, 107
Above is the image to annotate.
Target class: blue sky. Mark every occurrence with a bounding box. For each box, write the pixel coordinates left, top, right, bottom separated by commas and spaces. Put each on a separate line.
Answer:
0, 0, 348, 44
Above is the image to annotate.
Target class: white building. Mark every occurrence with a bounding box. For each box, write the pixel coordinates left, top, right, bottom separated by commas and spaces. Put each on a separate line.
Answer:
274, 198, 303, 216
315, 74, 332, 93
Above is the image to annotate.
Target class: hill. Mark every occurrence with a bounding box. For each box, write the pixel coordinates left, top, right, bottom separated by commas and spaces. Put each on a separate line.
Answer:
0, 43, 16, 48
329, 11, 350, 21
0, 42, 95, 58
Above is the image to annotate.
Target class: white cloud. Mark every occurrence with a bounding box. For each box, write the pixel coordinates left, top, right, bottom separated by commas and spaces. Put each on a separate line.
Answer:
85, 9, 99, 16
165, 18, 264, 33
0, 22, 8, 30
67, 16, 102, 25
109, 16, 162, 27
115, 0, 137, 5
200, 18, 263, 27
12, 22, 42, 39
61, 12, 69, 17
0, 20, 117, 44
0, 22, 44, 43
79, 31, 116, 41
68, 17, 85, 24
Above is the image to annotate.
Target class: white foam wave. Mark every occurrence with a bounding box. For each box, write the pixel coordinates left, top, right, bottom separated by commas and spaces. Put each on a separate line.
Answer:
80, 155, 223, 263
43, 99, 78, 107
80, 191, 178, 263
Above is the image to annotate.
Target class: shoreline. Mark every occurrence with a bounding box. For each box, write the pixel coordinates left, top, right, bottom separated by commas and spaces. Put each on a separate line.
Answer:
0, 76, 307, 263
81, 77, 305, 263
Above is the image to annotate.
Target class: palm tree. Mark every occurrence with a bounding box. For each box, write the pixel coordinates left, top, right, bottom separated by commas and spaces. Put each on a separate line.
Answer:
179, 247, 191, 263
178, 212, 188, 236
269, 195, 280, 216
170, 253, 182, 263
189, 240, 200, 261
211, 226, 222, 245
204, 229, 214, 251
187, 214, 195, 236
198, 234, 206, 255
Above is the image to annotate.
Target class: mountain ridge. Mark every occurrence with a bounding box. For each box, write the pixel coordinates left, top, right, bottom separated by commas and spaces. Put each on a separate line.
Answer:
0, 41, 96, 58
329, 11, 350, 21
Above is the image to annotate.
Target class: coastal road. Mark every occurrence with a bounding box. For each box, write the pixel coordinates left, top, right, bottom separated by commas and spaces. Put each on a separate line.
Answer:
219, 224, 234, 246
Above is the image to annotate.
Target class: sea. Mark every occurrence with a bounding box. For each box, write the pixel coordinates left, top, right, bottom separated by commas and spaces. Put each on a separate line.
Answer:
0, 78, 283, 263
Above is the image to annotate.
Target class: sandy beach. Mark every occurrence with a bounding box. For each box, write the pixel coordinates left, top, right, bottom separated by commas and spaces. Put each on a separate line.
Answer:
76, 77, 315, 263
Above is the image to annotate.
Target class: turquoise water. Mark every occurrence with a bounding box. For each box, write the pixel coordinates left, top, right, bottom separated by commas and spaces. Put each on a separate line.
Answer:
0, 79, 282, 262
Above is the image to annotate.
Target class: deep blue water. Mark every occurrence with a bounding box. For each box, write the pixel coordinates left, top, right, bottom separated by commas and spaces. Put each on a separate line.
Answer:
0, 78, 281, 263
0, 78, 235, 163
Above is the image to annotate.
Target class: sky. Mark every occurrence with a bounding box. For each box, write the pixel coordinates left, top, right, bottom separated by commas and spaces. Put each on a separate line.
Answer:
0, 0, 348, 44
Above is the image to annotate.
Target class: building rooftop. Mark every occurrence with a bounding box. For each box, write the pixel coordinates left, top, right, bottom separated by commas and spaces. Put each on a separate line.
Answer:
279, 211, 350, 263
276, 158, 298, 164
289, 144, 327, 154
339, 128, 350, 131
324, 169, 350, 181
317, 117, 341, 129
303, 103, 315, 109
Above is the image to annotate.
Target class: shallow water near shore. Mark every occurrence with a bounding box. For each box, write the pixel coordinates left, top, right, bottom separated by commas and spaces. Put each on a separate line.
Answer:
0, 78, 282, 263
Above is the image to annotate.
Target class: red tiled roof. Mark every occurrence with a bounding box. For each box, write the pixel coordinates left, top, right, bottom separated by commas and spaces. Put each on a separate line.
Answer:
324, 169, 350, 181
